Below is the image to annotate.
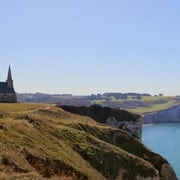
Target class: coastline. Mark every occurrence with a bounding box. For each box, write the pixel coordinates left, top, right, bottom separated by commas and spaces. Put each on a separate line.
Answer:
142, 123, 180, 179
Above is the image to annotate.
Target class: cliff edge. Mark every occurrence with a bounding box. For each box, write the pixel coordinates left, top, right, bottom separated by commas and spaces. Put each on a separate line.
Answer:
143, 105, 180, 124
61, 105, 142, 139
0, 103, 177, 179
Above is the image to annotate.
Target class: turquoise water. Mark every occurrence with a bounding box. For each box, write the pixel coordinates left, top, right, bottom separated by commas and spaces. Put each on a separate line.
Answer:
142, 123, 180, 179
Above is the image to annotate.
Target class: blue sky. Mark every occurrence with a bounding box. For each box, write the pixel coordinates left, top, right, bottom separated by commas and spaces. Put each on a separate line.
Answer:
0, 1, 180, 95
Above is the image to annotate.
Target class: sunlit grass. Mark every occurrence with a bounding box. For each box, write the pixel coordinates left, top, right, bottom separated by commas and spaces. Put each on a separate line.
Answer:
92, 96, 180, 114
0, 103, 50, 113
128, 96, 179, 114
0, 103, 170, 179
127, 101, 178, 114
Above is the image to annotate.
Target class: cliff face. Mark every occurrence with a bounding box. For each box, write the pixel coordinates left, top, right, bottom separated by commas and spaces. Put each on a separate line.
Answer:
60, 105, 177, 179
61, 105, 142, 139
143, 105, 180, 124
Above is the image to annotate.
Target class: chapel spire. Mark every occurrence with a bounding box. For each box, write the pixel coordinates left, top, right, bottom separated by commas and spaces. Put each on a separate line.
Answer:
6, 65, 13, 88
7, 65, 12, 80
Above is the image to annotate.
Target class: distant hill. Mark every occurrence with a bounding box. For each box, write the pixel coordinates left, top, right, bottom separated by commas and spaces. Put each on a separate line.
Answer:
0, 103, 177, 179
17, 92, 180, 114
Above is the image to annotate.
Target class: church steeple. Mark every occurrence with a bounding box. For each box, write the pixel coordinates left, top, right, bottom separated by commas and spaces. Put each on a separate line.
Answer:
6, 65, 13, 88
7, 65, 12, 80
0, 65, 17, 103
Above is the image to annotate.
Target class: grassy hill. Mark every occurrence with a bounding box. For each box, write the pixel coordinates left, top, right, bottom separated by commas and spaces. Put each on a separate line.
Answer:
92, 96, 180, 114
0, 103, 177, 179
125, 96, 180, 114
17, 93, 180, 115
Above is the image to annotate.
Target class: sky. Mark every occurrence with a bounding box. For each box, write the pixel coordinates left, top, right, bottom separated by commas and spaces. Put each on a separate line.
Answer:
0, 0, 180, 95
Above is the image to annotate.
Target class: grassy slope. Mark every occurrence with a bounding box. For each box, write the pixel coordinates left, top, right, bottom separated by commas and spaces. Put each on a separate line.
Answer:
0, 103, 173, 179
127, 96, 179, 114
93, 96, 180, 114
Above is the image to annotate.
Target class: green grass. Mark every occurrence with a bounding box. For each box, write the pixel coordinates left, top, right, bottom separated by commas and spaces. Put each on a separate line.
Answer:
0, 103, 175, 179
128, 101, 177, 114
92, 99, 106, 104
92, 96, 180, 114
126, 96, 180, 114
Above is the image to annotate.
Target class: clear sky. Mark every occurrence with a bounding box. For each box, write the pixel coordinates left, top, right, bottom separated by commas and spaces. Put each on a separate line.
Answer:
0, 0, 180, 95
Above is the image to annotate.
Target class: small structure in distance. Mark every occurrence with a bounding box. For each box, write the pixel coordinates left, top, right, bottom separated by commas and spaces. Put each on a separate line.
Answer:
0, 66, 17, 103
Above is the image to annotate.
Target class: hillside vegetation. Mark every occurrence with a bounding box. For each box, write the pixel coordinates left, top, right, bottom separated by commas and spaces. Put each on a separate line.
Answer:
126, 96, 179, 114
17, 93, 180, 114
92, 95, 180, 114
0, 103, 177, 179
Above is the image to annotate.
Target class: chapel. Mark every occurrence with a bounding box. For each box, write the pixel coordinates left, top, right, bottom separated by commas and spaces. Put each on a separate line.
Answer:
0, 66, 17, 103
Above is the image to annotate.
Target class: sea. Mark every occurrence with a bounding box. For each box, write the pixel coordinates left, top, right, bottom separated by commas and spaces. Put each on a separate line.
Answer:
142, 123, 180, 179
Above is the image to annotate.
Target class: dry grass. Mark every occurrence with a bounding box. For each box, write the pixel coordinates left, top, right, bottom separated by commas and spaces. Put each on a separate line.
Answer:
0, 103, 49, 113
0, 103, 171, 179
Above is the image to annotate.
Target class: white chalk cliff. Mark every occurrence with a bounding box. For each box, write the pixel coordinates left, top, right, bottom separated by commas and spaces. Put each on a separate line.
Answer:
143, 105, 180, 124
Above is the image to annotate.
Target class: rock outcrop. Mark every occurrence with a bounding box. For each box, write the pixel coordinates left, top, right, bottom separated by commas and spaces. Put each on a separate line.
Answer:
143, 105, 180, 124
61, 105, 142, 139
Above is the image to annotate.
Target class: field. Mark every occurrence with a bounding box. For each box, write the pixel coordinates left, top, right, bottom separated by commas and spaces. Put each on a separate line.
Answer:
0, 103, 172, 179
92, 96, 180, 114
0, 103, 48, 112
127, 96, 179, 114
